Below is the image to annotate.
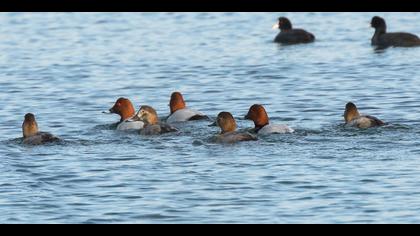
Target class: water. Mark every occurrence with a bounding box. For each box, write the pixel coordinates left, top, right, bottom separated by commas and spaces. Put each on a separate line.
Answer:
1, 12, 420, 223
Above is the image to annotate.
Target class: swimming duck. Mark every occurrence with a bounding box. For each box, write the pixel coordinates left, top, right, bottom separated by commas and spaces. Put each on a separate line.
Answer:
211, 112, 257, 144
166, 92, 208, 124
273, 17, 315, 45
371, 16, 420, 48
109, 97, 144, 130
22, 113, 60, 145
344, 102, 386, 128
132, 105, 178, 135
244, 104, 294, 135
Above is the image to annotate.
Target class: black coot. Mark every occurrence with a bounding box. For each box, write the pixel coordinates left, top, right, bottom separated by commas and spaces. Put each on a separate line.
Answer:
371, 16, 420, 49
273, 17, 315, 45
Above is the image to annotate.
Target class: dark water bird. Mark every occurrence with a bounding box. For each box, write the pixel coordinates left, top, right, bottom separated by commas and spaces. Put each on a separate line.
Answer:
210, 112, 257, 144
22, 113, 60, 145
344, 102, 386, 129
371, 16, 420, 49
273, 17, 315, 45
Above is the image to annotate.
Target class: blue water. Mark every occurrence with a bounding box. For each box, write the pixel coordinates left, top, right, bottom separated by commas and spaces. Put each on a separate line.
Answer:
1, 12, 420, 223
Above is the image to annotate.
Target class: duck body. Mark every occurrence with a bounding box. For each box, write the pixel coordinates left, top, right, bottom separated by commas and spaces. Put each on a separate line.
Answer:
372, 32, 420, 48
257, 124, 295, 135
140, 123, 178, 135
274, 29, 315, 44
214, 131, 257, 144
116, 119, 145, 131
345, 115, 385, 129
23, 132, 60, 145
167, 108, 207, 123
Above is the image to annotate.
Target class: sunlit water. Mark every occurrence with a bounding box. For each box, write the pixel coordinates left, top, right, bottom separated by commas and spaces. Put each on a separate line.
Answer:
1, 12, 420, 223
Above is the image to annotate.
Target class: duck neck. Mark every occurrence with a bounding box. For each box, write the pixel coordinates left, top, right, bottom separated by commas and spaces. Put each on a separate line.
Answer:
119, 109, 135, 122
373, 26, 386, 37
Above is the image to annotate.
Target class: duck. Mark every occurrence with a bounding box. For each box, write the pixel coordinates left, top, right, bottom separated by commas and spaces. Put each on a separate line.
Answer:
132, 105, 178, 135
244, 104, 294, 135
273, 17, 315, 45
166, 92, 208, 124
344, 102, 386, 129
371, 16, 420, 48
108, 97, 144, 131
22, 113, 60, 145
210, 112, 257, 144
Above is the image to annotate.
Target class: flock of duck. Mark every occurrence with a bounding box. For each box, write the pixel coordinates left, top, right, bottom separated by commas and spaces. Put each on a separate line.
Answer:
21, 92, 386, 145
20, 15, 420, 145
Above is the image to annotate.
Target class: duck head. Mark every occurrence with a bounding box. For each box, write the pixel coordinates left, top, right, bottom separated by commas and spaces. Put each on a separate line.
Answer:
22, 113, 39, 138
344, 102, 361, 123
133, 105, 159, 125
109, 98, 136, 122
244, 104, 270, 130
273, 17, 293, 31
169, 91, 186, 114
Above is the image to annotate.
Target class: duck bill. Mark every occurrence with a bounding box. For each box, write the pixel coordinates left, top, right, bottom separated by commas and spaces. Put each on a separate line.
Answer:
244, 114, 250, 120
109, 107, 116, 114
272, 23, 279, 30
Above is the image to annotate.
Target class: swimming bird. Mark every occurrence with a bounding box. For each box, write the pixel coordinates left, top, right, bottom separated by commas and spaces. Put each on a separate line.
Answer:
273, 17, 315, 45
166, 92, 208, 124
344, 102, 386, 129
132, 105, 178, 135
245, 104, 294, 135
22, 113, 60, 145
211, 112, 257, 143
371, 16, 420, 48
109, 97, 144, 130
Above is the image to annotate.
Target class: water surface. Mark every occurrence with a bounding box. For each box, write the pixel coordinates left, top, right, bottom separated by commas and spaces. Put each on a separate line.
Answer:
1, 12, 420, 223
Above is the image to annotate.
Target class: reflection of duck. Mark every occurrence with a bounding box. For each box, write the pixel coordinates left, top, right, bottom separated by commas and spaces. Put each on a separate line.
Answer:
273, 17, 315, 45
371, 16, 420, 48
22, 113, 60, 145
344, 102, 386, 129
132, 105, 178, 135
245, 104, 294, 135
109, 97, 144, 130
166, 92, 207, 124
211, 112, 257, 144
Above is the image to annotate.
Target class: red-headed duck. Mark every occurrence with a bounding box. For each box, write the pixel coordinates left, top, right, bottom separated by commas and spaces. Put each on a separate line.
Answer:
371, 16, 420, 48
166, 92, 207, 124
109, 97, 144, 130
344, 102, 386, 128
211, 112, 257, 144
244, 104, 294, 135
132, 105, 178, 135
273, 17, 315, 45
22, 113, 60, 145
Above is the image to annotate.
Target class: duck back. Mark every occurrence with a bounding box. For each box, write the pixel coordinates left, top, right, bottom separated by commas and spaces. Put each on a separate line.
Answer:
23, 132, 60, 145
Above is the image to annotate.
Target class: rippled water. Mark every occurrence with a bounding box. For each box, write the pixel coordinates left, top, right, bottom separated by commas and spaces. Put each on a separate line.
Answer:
1, 12, 420, 223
